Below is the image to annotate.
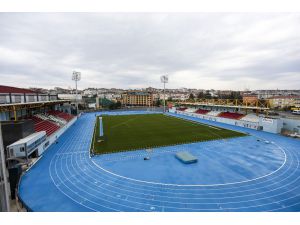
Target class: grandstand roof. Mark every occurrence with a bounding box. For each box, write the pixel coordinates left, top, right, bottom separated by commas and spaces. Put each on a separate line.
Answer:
0, 100, 70, 112
0, 85, 37, 94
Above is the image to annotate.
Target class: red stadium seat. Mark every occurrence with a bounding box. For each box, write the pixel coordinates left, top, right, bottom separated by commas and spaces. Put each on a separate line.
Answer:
177, 107, 188, 111
195, 109, 210, 115
218, 112, 245, 120
30, 116, 60, 136
48, 110, 75, 122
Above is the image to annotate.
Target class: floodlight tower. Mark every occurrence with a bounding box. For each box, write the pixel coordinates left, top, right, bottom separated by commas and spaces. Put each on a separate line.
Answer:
160, 75, 168, 113
72, 71, 81, 115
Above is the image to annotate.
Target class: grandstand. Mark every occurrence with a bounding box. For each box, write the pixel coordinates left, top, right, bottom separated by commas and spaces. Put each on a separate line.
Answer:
179, 98, 270, 116
0, 85, 78, 205
30, 115, 60, 136
48, 110, 75, 122
0, 86, 78, 151
177, 107, 187, 111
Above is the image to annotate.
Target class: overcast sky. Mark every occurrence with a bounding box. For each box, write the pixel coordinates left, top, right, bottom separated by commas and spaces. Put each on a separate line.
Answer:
0, 13, 299, 90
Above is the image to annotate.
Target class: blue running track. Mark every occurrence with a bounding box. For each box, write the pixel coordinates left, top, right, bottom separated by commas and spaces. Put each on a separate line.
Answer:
18, 111, 300, 211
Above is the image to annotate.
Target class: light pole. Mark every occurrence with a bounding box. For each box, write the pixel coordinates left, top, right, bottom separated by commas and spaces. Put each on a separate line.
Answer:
160, 75, 168, 113
72, 71, 81, 115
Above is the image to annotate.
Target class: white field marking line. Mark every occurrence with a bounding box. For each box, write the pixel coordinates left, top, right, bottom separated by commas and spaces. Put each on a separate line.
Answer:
89, 145, 296, 198
85, 148, 300, 205
49, 114, 298, 211
86, 112, 290, 188
177, 114, 248, 141
54, 118, 150, 212
59, 152, 115, 211
70, 150, 156, 212
71, 151, 300, 212
90, 143, 287, 187
110, 117, 136, 129
168, 112, 248, 135
76, 149, 178, 211
206, 173, 300, 211
57, 151, 87, 155
49, 150, 97, 212
70, 160, 157, 212
71, 150, 172, 212
173, 115, 224, 130
267, 196, 300, 212
48, 116, 105, 211
88, 128, 296, 197
90, 138, 296, 196
88, 112, 290, 193
67, 154, 221, 211
52, 130, 121, 212
89, 135, 290, 193
68, 150, 137, 212
164, 113, 222, 131
49, 113, 298, 212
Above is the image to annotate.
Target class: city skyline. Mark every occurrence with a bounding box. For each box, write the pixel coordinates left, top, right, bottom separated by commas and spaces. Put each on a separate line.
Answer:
1, 13, 300, 90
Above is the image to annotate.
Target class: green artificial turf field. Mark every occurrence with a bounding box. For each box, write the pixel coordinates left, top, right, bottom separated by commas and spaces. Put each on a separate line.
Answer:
92, 114, 246, 154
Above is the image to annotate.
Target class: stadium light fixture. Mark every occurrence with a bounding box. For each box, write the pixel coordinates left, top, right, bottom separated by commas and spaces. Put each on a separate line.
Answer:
160, 75, 168, 113
72, 71, 81, 115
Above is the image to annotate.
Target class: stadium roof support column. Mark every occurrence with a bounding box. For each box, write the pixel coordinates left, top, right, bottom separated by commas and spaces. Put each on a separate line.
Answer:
13, 105, 17, 121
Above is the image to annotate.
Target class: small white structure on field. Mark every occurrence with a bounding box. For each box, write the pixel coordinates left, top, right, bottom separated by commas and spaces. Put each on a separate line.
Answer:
99, 117, 104, 137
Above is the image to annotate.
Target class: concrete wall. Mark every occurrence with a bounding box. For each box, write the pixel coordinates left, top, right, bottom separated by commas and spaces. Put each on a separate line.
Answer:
176, 111, 260, 131
1, 120, 35, 150
281, 118, 300, 134
176, 110, 294, 134
258, 117, 283, 134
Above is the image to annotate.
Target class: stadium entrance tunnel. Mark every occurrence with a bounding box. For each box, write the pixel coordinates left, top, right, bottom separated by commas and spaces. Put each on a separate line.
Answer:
91, 135, 286, 186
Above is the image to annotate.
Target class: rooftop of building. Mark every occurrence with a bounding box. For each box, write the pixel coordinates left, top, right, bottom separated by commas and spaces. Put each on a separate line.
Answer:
0, 85, 37, 94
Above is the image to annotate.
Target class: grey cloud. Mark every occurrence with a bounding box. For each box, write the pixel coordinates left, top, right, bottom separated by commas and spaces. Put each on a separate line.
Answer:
0, 13, 299, 90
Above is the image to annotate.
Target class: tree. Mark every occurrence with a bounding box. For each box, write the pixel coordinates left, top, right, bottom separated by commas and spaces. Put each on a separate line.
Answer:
197, 92, 204, 99
189, 93, 195, 100
204, 90, 212, 99
229, 91, 243, 99
155, 99, 161, 107
108, 101, 122, 110
115, 101, 122, 109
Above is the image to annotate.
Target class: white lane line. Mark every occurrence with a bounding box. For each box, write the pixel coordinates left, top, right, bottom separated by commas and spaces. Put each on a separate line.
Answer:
90, 143, 287, 187
46, 111, 300, 212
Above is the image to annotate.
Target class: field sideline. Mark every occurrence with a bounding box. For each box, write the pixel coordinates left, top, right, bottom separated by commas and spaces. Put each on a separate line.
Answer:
92, 113, 246, 154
